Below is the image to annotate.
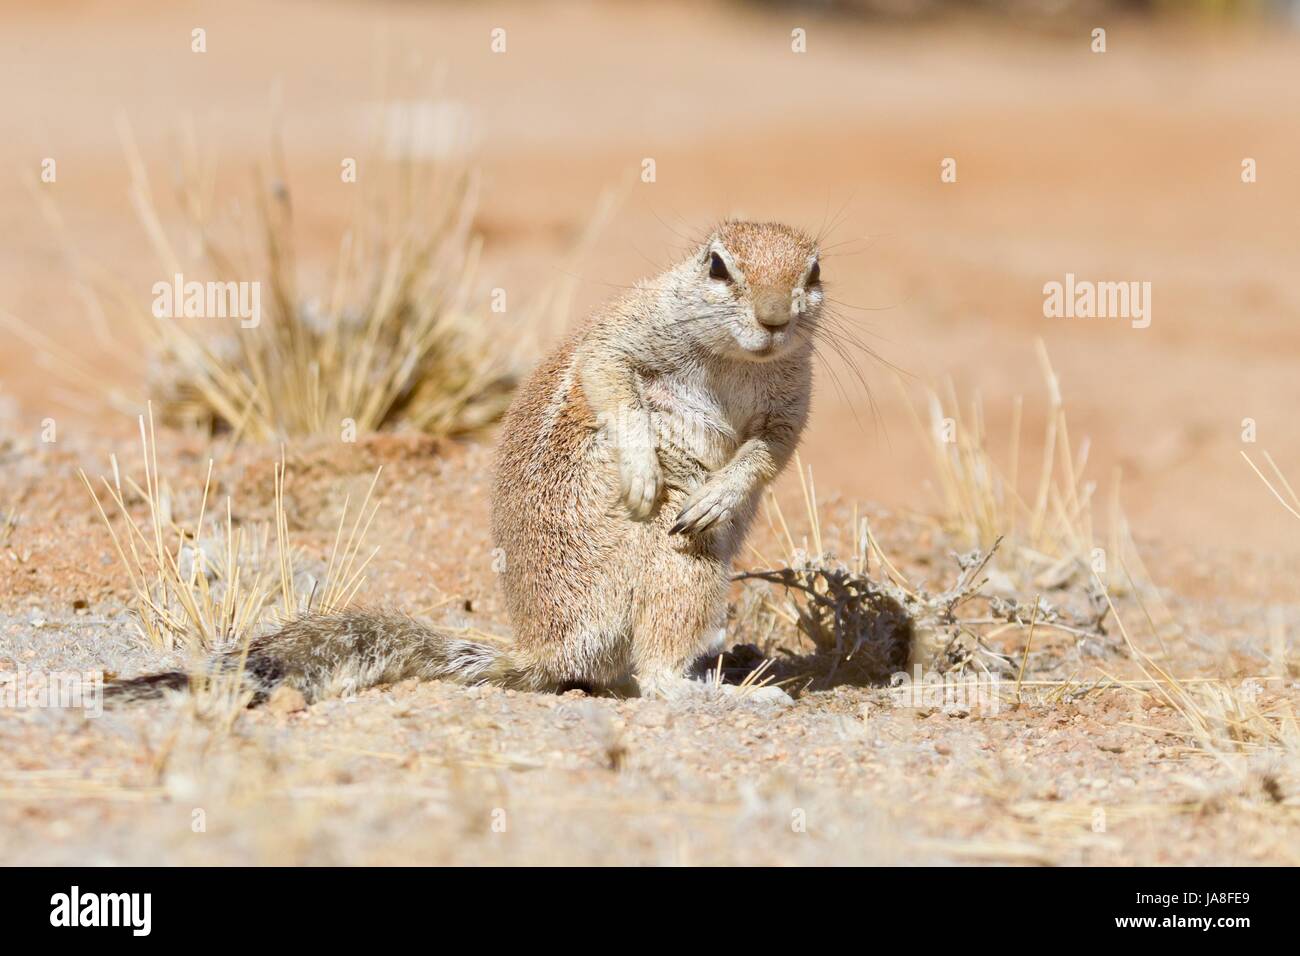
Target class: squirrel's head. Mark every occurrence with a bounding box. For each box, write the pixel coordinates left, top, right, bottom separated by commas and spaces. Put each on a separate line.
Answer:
684, 220, 822, 363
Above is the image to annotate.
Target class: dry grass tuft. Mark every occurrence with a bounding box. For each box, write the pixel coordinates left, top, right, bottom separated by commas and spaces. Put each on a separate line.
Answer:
120, 113, 517, 442
902, 340, 1161, 604
80, 403, 380, 655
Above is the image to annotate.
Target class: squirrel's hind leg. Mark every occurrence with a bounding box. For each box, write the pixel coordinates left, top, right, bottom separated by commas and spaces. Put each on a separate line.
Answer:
627, 537, 730, 700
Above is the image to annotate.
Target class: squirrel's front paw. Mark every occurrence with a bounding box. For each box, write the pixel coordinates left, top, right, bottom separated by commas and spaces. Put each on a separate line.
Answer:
670, 478, 742, 536
617, 447, 662, 520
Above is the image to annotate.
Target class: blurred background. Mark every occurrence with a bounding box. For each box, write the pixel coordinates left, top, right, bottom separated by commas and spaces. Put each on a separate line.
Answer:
3, 0, 1299, 591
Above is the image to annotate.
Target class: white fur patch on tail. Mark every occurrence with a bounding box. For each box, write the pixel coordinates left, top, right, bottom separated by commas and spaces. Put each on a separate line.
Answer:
440, 639, 503, 682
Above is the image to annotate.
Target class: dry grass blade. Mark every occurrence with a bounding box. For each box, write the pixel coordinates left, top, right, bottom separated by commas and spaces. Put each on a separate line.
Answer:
82, 404, 383, 654
1241, 450, 1300, 522
1240, 449, 1298, 680
0, 493, 18, 546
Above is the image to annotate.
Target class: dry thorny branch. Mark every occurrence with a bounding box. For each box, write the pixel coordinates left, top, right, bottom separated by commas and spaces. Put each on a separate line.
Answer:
736, 535, 1114, 691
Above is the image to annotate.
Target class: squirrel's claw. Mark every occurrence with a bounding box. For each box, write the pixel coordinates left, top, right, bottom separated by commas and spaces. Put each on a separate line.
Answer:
671, 481, 738, 535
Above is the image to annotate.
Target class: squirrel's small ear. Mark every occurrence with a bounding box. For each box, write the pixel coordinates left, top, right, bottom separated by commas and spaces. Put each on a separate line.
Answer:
708, 252, 732, 282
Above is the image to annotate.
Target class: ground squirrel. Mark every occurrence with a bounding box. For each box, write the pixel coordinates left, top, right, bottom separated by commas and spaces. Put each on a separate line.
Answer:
106, 221, 823, 705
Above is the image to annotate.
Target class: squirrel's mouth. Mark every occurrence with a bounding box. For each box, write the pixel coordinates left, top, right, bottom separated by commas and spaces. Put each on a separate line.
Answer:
738, 334, 782, 361
729, 321, 794, 362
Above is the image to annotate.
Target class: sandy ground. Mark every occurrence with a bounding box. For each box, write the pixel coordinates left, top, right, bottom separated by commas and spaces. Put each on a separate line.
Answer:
2, 1, 1299, 865
2, 432, 1298, 865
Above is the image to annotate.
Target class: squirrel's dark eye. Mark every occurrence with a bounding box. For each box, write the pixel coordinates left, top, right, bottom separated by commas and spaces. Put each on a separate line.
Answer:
709, 252, 731, 281
807, 261, 821, 285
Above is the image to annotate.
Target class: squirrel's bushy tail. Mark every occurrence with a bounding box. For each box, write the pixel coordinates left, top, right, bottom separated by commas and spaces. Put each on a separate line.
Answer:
104, 610, 527, 707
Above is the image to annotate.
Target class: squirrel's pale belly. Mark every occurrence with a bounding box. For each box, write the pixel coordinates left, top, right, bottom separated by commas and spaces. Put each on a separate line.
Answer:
641, 367, 764, 480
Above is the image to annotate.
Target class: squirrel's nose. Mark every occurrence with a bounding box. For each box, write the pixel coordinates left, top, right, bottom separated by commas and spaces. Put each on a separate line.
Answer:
755, 293, 791, 329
